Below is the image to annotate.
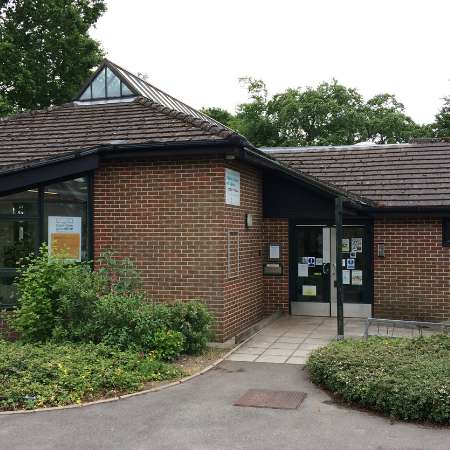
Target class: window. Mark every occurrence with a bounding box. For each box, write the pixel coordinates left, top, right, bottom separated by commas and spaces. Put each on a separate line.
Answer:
79, 67, 133, 101
0, 175, 91, 309
443, 218, 450, 247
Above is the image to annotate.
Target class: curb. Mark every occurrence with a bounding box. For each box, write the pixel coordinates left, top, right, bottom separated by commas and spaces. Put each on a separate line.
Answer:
0, 317, 279, 415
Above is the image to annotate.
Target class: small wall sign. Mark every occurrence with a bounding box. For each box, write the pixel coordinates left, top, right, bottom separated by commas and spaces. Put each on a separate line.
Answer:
268, 243, 281, 261
225, 168, 240, 205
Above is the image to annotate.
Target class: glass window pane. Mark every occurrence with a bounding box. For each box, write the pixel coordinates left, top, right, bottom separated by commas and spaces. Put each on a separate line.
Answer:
0, 277, 19, 307
342, 227, 365, 303
106, 68, 121, 97
122, 82, 133, 95
0, 189, 38, 215
44, 177, 88, 261
79, 87, 91, 100
0, 221, 35, 268
92, 68, 106, 98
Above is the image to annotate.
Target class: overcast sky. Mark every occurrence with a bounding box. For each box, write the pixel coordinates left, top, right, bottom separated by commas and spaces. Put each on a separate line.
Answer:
90, 0, 450, 125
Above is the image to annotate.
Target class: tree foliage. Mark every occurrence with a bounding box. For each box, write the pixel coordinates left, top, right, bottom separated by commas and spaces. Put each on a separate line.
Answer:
0, 0, 107, 116
200, 107, 234, 128
434, 96, 450, 137
364, 93, 420, 144
269, 80, 367, 147
201, 78, 443, 147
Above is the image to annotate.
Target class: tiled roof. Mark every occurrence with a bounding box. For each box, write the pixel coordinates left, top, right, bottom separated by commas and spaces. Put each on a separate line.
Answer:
75, 59, 228, 130
266, 140, 450, 208
0, 97, 236, 171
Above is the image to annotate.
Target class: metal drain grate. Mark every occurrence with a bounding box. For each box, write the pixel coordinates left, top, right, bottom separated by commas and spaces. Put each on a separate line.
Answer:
234, 389, 307, 410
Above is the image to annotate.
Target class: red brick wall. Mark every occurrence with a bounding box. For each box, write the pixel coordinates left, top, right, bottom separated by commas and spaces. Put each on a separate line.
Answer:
374, 218, 450, 322
262, 218, 290, 315
222, 161, 265, 339
94, 155, 267, 341
0, 311, 20, 341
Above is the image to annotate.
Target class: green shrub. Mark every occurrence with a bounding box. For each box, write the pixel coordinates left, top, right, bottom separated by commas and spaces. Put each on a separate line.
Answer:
152, 329, 184, 361
97, 251, 143, 296
0, 340, 185, 411
81, 292, 170, 351
306, 334, 450, 424
6, 248, 216, 357
168, 300, 215, 355
5, 245, 94, 342
51, 265, 103, 343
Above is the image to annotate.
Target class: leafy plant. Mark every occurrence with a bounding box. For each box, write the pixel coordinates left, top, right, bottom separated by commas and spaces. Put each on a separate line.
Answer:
306, 334, 450, 424
0, 340, 185, 411
168, 300, 216, 355
5, 245, 92, 342
97, 251, 143, 295
6, 248, 216, 358
152, 329, 184, 362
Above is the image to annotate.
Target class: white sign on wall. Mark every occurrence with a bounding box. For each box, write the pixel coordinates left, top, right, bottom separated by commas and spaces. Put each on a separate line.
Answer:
225, 168, 240, 206
48, 216, 82, 262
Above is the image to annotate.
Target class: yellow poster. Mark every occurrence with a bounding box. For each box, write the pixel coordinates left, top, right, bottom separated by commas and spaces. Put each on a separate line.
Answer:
48, 216, 82, 261
50, 233, 80, 260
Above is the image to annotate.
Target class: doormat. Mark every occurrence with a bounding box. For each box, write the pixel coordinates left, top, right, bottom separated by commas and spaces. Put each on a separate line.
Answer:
234, 389, 307, 410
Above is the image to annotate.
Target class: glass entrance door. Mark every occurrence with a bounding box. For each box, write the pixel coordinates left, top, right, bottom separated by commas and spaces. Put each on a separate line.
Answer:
291, 223, 372, 318
292, 226, 331, 316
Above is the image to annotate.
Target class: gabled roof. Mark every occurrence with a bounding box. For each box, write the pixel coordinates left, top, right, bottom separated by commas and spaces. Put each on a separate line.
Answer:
74, 59, 226, 129
265, 139, 450, 208
0, 98, 239, 172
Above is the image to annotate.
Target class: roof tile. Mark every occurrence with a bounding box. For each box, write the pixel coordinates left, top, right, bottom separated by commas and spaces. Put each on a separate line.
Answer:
0, 98, 234, 171
267, 142, 450, 207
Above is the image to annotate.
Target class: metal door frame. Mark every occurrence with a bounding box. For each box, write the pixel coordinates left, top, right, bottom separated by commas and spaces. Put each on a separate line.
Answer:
289, 219, 373, 318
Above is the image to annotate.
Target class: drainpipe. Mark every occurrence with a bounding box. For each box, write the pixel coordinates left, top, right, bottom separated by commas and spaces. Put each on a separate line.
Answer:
335, 196, 344, 340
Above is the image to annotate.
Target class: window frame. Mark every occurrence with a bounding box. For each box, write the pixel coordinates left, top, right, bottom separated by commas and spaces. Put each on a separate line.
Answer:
0, 172, 93, 310
442, 218, 450, 247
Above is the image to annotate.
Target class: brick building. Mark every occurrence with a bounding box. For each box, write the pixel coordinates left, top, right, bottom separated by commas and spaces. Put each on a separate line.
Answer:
1, 59, 450, 341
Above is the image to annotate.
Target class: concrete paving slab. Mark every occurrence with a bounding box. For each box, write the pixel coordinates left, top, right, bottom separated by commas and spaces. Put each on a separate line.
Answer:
226, 353, 258, 362
291, 349, 313, 357
302, 340, 333, 346
285, 356, 308, 364
254, 354, 289, 363
229, 315, 366, 365
269, 342, 301, 349
260, 348, 295, 356
297, 343, 325, 351
233, 347, 266, 355
243, 340, 274, 348
276, 337, 308, 344
283, 332, 311, 337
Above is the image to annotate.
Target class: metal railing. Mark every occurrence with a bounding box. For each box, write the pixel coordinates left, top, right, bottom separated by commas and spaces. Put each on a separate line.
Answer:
364, 318, 450, 340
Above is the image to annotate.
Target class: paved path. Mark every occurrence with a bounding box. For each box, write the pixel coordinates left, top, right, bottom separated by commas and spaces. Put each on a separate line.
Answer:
2, 317, 449, 449
228, 315, 366, 364
1, 361, 448, 450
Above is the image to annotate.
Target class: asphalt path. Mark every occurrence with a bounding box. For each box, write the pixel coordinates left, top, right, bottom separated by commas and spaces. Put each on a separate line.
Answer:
1, 361, 448, 449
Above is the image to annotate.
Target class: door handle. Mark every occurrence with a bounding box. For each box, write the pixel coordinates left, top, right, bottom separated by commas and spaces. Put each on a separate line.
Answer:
323, 263, 330, 275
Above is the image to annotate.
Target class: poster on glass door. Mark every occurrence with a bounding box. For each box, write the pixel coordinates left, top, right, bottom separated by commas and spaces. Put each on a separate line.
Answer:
352, 270, 363, 285
48, 216, 82, 262
351, 238, 362, 253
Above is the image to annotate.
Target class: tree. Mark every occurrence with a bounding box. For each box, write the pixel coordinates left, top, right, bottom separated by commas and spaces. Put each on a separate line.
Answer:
434, 96, 450, 137
364, 94, 424, 144
0, 0, 106, 115
202, 78, 431, 147
232, 77, 281, 148
268, 80, 368, 147
200, 107, 235, 128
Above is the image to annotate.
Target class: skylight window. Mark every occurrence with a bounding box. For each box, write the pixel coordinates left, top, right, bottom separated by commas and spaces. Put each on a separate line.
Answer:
76, 64, 136, 101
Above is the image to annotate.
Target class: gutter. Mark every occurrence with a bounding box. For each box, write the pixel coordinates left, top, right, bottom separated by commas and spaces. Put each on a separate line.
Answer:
0, 138, 376, 213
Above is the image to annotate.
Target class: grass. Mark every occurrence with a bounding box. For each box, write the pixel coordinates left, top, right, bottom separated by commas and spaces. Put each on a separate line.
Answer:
0, 340, 185, 411
306, 334, 450, 424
